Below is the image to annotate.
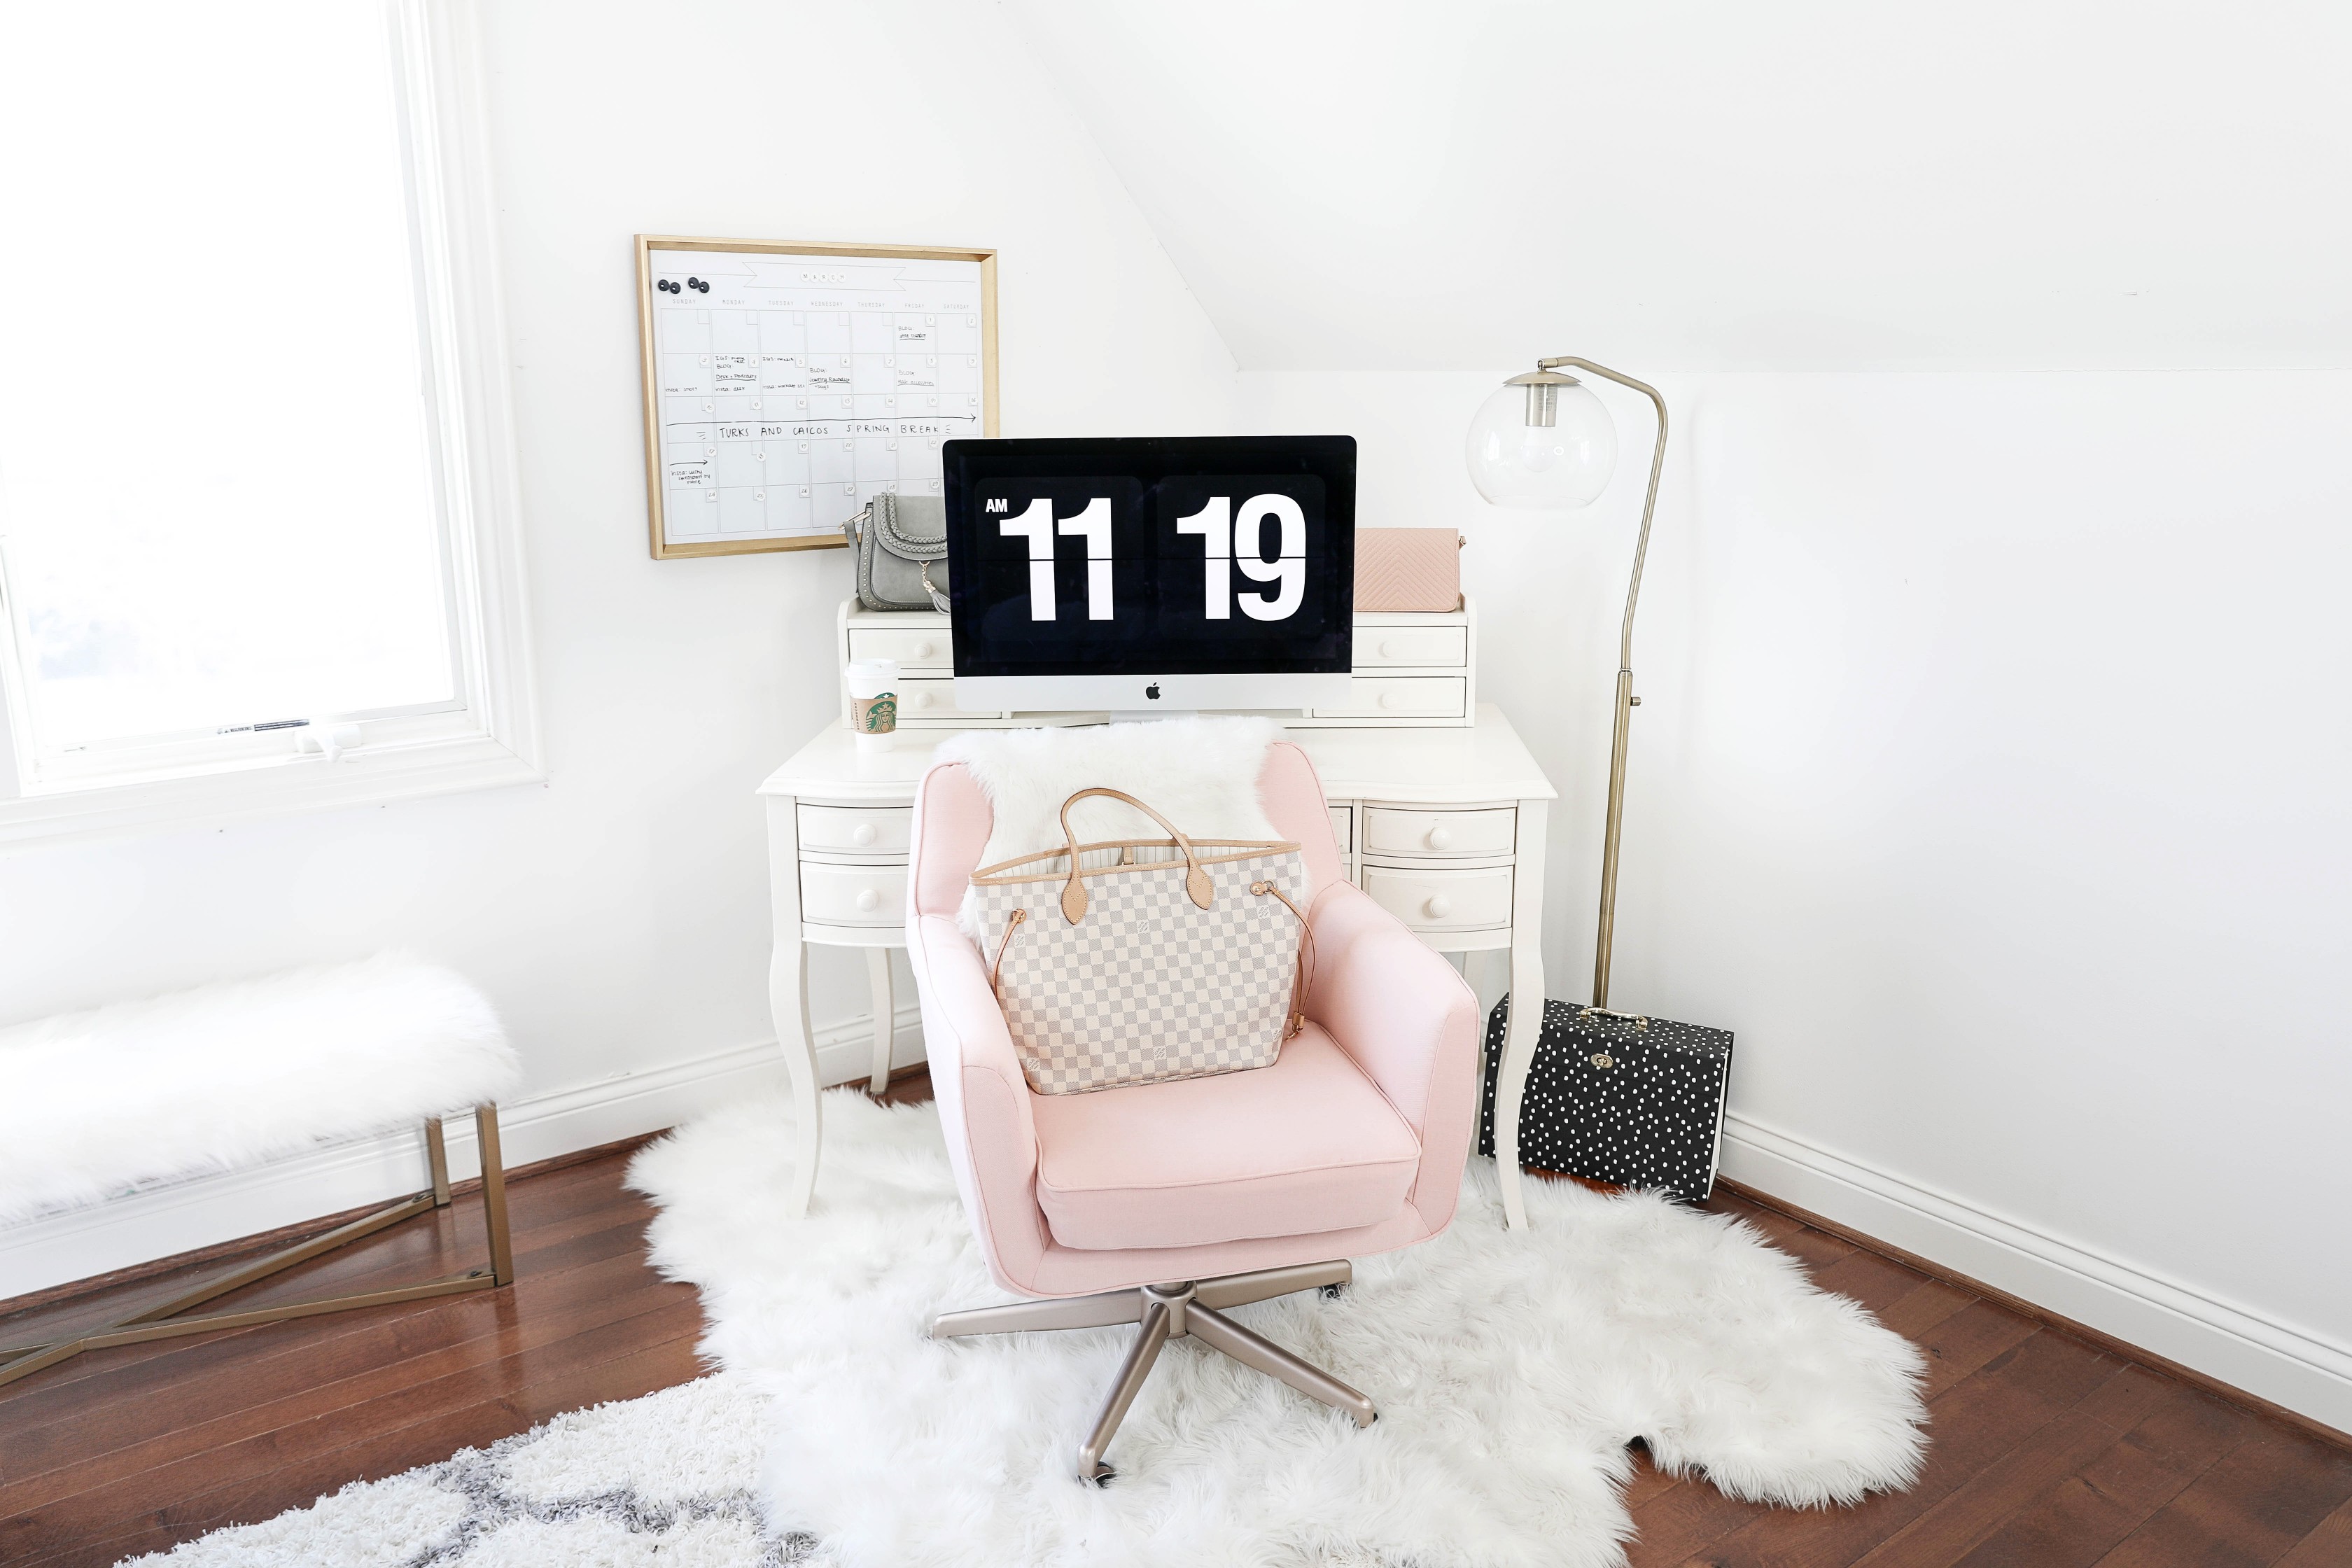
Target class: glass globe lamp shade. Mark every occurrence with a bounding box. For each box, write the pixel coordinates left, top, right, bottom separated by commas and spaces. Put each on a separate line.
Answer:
1464, 375, 1618, 508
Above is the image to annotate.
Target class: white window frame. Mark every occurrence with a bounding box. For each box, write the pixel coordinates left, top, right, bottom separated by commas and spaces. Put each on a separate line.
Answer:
0, 0, 540, 854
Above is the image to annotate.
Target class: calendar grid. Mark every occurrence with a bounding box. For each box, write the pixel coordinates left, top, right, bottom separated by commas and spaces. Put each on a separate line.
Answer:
636, 239, 996, 559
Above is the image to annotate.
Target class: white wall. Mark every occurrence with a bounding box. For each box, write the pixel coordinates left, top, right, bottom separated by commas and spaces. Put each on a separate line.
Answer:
1242, 367, 2352, 1423
0, 0, 1236, 1291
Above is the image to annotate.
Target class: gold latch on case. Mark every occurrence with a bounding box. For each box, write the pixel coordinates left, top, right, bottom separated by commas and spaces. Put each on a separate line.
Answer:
1590, 1053, 1615, 1070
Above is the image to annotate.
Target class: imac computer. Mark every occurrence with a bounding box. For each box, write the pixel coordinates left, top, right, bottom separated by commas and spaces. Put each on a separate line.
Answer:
941, 435, 1356, 714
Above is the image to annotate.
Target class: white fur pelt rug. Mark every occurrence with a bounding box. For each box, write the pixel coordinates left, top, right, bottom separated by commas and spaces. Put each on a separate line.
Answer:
0, 953, 517, 1224
627, 1091, 1929, 1568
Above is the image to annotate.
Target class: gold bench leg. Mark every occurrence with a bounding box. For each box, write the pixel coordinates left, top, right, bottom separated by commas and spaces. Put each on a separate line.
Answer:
0, 1105, 517, 1391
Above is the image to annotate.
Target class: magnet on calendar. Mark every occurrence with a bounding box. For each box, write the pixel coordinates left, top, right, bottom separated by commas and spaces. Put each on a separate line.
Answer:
705, 489, 719, 503
929, 479, 940, 491
699, 356, 710, 367
884, 356, 894, 367
927, 355, 936, 365
885, 397, 895, 407
750, 398, 761, 410
843, 484, 855, 495
927, 396, 937, 406
841, 440, 853, 451
702, 400, 713, 412
967, 315, 977, 326
887, 440, 897, 450
796, 397, 807, 408
967, 356, 977, 366
799, 485, 810, 496
797, 441, 808, 452
755, 490, 765, 501
925, 314, 935, 325
704, 445, 716, 458
754, 449, 765, 461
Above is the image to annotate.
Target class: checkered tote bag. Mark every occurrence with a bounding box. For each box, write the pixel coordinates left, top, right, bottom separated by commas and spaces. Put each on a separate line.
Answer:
970, 788, 1314, 1096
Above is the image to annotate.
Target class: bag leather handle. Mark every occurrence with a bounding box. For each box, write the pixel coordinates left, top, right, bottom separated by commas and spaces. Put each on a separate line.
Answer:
1055, 787, 1213, 923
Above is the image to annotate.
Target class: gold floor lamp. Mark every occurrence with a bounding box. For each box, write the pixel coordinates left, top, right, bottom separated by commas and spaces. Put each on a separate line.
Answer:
1465, 357, 1667, 1009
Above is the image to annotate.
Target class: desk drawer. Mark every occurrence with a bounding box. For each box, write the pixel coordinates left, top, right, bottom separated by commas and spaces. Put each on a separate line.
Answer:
895, 677, 979, 724
1354, 626, 1469, 669
1363, 806, 1515, 859
846, 626, 951, 671
1311, 676, 1467, 720
1362, 864, 1513, 932
797, 804, 911, 855
800, 862, 907, 926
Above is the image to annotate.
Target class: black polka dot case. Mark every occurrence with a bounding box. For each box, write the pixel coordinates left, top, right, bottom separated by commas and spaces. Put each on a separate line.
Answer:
1476, 994, 1735, 1201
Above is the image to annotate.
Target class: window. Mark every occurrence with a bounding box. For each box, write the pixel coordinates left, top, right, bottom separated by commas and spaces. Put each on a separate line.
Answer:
0, 0, 538, 848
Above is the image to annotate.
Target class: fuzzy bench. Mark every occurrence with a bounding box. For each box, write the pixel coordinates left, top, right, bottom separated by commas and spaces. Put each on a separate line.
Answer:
0, 954, 521, 1387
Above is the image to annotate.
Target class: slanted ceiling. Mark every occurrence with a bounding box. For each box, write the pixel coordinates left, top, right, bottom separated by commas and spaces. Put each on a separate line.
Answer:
1004, 1, 2352, 371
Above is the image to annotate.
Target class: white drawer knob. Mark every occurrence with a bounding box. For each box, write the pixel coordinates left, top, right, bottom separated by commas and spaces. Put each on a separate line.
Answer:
1426, 825, 1454, 850
852, 822, 877, 846
909, 689, 932, 709
1378, 639, 1396, 659
855, 888, 883, 912
1378, 690, 1401, 710
1424, 895, 1454, 919
913, 640, 935, 659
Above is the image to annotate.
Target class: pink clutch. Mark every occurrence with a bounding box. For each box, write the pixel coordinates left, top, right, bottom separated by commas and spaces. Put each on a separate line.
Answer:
1353, 528, 1462, 612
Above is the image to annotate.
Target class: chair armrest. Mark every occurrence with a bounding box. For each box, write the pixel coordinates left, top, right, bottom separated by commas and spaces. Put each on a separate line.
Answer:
905, 913, 1051, 1292
1303, 883, 1483, 1231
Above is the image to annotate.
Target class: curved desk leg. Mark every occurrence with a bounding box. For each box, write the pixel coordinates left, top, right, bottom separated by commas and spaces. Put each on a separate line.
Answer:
769, 939, 819, 1218
1495, 799, 1548, 1231
767, 795, 820, 1219
864, 948, 895, 1095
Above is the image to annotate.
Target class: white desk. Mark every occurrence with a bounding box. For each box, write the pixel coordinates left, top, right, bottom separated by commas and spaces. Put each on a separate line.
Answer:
757, 704, 1560, 1228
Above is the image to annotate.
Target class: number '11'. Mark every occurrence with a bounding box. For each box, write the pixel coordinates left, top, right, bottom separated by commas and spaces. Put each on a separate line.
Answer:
1000, 498, 1112, 621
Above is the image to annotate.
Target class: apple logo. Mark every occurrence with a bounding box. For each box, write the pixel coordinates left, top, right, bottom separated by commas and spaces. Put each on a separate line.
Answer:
1144, 682, 1161, 701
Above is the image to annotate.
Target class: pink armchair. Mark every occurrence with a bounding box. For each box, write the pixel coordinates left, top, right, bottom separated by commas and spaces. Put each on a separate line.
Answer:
904, 740, 1483, 1483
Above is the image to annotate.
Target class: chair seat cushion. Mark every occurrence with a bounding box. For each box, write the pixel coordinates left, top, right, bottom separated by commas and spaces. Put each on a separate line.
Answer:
1028, 1023, 1422, 1251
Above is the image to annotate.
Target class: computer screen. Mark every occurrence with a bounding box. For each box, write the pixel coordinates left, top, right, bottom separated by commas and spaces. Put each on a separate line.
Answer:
941, 435, 1356, 712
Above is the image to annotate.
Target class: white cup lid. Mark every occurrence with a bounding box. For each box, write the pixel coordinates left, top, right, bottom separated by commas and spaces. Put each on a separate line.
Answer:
845, 657, 899, 698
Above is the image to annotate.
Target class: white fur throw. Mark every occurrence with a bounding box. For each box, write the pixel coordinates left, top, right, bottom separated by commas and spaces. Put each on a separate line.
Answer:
937, 717, 1283, 941
0, 953, 519, 1225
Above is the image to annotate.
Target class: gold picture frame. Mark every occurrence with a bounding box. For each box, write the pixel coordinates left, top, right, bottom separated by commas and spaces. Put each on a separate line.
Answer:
635, 236, 999, 559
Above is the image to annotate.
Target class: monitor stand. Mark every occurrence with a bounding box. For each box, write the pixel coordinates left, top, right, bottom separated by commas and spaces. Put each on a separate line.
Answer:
1107, 710, 1199, 724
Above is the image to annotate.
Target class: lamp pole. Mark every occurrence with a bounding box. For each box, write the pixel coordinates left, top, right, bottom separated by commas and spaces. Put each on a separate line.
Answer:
1532, 357, 1668, 1011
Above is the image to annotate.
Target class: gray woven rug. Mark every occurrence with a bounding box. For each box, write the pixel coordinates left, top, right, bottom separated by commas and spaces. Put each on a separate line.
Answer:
120, 1375, 797, 1567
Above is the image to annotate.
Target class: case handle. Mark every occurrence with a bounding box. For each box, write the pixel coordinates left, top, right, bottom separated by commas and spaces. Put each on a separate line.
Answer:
1056, 787, 1212, 923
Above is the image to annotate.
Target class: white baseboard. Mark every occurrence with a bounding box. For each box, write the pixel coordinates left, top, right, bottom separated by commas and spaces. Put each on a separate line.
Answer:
0, 1006, 926, 1301
1720, 1112, 2352, 1435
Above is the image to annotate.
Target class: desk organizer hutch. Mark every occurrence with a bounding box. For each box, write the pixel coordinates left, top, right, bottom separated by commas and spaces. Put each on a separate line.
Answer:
768, 596, 1561, 1230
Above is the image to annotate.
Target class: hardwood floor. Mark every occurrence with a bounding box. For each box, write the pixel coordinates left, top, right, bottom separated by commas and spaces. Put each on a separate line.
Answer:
3, 1071, 2346, 1567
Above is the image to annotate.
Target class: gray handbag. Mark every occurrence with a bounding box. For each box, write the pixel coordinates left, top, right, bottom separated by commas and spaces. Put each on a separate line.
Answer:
844, 493, 951, 612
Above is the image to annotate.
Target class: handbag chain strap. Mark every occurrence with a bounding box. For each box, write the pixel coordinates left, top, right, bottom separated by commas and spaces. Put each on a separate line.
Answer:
1054, 788, 1212, 923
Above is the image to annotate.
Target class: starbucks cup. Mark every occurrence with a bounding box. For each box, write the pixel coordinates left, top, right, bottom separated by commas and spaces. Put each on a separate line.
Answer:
846, 658, 899, 752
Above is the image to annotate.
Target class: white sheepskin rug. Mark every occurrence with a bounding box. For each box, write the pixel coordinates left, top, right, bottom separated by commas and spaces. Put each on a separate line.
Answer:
624, 1091, 1930, 1568
0, 953, 517, 1225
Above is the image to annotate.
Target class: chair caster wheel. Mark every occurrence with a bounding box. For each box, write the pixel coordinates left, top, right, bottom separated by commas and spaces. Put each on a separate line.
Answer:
1320, 1283, 1343, 1300
1086, 1462, 1116, 1488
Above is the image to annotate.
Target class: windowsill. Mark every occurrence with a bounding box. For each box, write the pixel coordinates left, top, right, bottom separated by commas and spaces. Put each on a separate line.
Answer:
0, 728, 545, 855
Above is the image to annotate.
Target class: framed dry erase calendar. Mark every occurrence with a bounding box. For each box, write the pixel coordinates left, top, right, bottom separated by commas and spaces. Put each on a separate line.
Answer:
634, 237, 998, 559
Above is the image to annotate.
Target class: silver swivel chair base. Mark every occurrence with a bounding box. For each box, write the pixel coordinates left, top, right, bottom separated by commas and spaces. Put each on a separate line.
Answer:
931, 1259, 1375, 1485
